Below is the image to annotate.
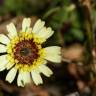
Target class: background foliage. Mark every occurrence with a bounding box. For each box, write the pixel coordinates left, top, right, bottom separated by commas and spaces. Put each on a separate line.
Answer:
0, 0, 96, 96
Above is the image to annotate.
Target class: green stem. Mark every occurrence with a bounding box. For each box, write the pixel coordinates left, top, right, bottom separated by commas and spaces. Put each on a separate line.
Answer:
43, 7, 60, 19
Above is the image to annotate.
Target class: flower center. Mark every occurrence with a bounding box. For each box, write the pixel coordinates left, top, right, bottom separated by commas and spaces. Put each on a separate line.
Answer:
14, 39, 40, 65
20, 48, 31, 56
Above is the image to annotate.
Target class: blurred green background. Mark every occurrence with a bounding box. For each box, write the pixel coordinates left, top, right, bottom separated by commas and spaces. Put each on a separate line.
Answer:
0, 0, 89, 46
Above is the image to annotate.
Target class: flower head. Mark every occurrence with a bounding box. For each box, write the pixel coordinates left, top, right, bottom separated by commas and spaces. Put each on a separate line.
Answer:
0, 18, 61, 87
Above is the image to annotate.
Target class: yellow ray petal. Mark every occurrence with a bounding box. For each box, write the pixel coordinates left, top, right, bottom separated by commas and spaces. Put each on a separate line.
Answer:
17, 71, 31, 87
6, 62, 15, 70
17, 72, 24, 87
44, 46, 61, 63
33, 27, 54, 43
31, 70, 43, 85
38, 64, 53, 77
6, 67, 17, 83
45, 27, 54, 39
34, 27, 46, 37
0, 44, 6, 53
6, 23, 17, 39
0, 55, 8, 71
22, 18, 31, 32
0, 34, 10, 44
32, 19, 45, 33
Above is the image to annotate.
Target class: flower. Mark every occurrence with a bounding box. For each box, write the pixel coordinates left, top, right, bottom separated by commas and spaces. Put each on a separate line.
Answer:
0, 18, 61, 87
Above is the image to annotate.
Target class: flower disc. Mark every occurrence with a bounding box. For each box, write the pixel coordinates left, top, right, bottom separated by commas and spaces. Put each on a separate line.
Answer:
14, 39, 39, 64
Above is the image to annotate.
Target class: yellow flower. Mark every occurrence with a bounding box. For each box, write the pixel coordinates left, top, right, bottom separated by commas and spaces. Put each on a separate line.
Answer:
0, 18, 61, 87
